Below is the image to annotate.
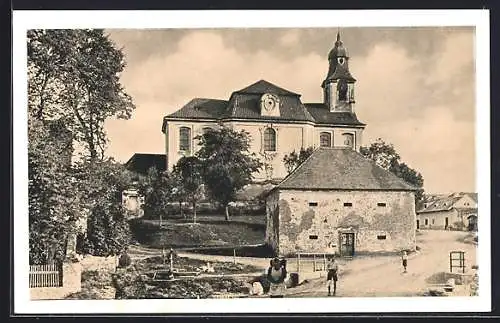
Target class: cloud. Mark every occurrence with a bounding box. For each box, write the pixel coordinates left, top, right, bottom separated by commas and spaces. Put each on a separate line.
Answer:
105, 29, 476, 193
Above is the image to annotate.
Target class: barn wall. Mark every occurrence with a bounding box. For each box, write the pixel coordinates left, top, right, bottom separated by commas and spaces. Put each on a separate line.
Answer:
276, 189, 416, 256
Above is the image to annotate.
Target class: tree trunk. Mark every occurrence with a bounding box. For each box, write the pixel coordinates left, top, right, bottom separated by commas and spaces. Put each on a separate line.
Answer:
193, 201, 197, 224
225, 204, 230, 221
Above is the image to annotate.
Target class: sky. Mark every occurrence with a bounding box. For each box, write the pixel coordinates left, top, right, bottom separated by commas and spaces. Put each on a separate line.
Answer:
103, 27, 476, 194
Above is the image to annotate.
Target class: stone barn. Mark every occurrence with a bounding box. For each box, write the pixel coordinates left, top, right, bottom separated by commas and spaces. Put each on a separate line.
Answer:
265, 147, 418, 257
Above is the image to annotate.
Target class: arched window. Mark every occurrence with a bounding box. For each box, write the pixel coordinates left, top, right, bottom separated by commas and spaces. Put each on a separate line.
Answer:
179, 127, 191, 152
264, 128, 276, 151
337, 80, 348, 101
320, 132, 332, 148
342, 133, 354, 149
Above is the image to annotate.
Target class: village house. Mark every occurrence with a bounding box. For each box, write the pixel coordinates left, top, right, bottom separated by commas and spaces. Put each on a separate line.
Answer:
265, 147, 418, 257
161, 33, 365, 181
416, 192, 478, 231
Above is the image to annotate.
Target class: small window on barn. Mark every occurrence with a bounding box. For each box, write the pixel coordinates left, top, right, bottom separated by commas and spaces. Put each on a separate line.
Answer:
377, 202, 387, 207
425, 219, 429, 225
432, 219, 435, 224
309, 235, 318, 240
309, 202, 318, 207
377, 235, 386, 240
343, 202, 353, 207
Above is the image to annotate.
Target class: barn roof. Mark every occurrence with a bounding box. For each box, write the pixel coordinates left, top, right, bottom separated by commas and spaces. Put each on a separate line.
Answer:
276, 147, 417, 191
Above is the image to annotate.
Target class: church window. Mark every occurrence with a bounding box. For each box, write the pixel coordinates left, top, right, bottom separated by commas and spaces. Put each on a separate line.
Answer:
309, 202, 318, 207
179, 127, 191, 152
337, 80, 348, 101
377, 202, 387, 207
320, 132, 332, 148
309, 235, 318, 240
377, 235, 386, 240
342, 133, 355, 148
343, 202, 352, 207
264, 128, 276, 151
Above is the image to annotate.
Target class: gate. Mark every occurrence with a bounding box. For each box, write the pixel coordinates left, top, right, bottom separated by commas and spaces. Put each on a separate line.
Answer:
29, 262, 63, 288
339, 232, 355, 257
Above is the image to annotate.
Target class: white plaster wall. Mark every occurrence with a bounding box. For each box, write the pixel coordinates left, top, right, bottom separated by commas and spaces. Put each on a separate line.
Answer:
276, 189, 416, 256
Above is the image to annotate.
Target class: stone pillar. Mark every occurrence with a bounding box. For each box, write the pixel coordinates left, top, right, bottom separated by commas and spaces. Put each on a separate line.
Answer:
62, 261, 82, 294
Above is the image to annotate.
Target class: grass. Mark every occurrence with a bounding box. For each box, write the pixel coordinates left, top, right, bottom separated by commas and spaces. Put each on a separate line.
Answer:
130, 215, 266, 248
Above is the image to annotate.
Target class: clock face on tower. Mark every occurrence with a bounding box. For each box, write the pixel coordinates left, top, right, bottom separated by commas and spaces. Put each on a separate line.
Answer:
261, 93, 279, 112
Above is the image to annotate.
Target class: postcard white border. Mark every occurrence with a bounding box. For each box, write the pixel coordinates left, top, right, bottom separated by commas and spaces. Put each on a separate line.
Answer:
13, 9, 491, 314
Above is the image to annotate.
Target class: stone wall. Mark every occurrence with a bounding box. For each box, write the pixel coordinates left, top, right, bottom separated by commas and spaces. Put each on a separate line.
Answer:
30, 262, 82, 300
265, 189, 280, 252
275, 189, 416, 256
80, 255, 118, 273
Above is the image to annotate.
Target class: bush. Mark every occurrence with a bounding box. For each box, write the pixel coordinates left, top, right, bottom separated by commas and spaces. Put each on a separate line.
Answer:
118, 253, 132, 268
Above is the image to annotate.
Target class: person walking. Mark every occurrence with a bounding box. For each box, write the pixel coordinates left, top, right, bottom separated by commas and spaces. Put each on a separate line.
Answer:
267, 257, 287, 298
326, 256, 339, 296
402, 250, 408, 273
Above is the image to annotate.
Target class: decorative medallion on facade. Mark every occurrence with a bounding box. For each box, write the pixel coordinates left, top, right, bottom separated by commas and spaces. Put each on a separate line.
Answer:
260, 93, 280, 117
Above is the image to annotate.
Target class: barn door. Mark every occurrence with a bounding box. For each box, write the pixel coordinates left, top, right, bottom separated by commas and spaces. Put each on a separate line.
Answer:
339, 233, 355, 257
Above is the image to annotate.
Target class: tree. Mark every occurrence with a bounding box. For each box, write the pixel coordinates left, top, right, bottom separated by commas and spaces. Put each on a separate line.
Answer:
360, 138, 425, 202
73, 159, 134, 256
173, 157, 204, 223
28, 118, 82, 264
195, 127, 263, 221
138, 167, 175, 222
27, 29, 135, 161
283, 147, 315, 174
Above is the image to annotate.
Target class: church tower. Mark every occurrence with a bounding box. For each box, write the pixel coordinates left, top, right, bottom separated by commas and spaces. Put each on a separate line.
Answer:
322, 32, 356, 113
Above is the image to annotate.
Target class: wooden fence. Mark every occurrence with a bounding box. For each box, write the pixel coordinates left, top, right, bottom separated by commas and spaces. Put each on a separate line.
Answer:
29, 263, 62, 288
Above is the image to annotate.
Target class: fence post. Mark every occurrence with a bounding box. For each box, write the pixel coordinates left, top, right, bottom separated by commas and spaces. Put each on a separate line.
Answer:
233, 249, 236, 264
297, 254, 300, 274
313, 254, 316, 272
323, 254, 327, 271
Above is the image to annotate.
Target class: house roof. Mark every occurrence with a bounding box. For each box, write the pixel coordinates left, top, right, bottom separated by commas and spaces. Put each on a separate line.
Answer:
276, 147, 417, 191
234, 79, 300, 96
417, 192, 478, 213
125, 153, 166, 175
305, 104, 365, 126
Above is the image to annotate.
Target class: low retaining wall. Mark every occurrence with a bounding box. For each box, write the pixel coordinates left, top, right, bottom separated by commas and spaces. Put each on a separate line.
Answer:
30, 262, 82, 300
80, 255, 118, 273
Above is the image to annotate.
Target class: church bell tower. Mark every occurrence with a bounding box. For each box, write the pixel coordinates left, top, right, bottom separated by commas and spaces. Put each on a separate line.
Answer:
322, 32, 356, 113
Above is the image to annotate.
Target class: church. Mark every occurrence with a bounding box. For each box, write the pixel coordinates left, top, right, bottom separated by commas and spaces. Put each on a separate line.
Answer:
162, 33, 366, 181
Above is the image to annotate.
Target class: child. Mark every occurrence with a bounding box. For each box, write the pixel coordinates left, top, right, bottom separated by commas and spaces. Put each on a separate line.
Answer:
267, 257, 287, 298
402, 250, 408, 273
326, 256, 339, 296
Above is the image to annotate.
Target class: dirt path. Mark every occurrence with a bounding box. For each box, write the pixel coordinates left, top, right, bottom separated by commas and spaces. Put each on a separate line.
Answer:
285, 230, 477, 297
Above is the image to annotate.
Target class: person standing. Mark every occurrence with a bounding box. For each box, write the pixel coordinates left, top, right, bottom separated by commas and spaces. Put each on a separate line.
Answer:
326, 256, 339, 296
267, 257, 287, 298
402, 250, 408, 273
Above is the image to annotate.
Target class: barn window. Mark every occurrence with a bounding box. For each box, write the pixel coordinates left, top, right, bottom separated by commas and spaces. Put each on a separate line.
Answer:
320, 132, 332, 148
343, 202, 353, 207
377, 235, 387, 240
179, 127, 191, 152
264, 128, 276, 151
432, 219, 435, 224
309, 202, 318, 207
425, 219, 429, 225
377, 202, 387, 207
309, 235, 318, 240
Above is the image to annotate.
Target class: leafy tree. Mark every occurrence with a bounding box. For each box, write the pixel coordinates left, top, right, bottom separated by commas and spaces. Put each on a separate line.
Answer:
173, 157, 204, 223
138, 167, 175, 221
360, 138, 424, 202
73, 159, 134, 256
28, 118, 82, 264
195, 127, 263, 221
27, 29, 135, 160
283, 147, 315, 174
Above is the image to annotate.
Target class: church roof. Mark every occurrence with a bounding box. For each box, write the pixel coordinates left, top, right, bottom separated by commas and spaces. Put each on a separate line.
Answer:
276, 148, 417, 191
163, 81, 364, 126
234, 79, 300, 96
165, 98, 228, 120
305, 104, 365, 126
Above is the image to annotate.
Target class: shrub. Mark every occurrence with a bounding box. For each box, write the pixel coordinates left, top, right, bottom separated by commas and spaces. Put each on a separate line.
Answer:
118, 253, 132, 268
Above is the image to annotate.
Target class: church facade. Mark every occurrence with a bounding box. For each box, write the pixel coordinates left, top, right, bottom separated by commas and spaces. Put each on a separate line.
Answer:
162, 34, 366, 181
